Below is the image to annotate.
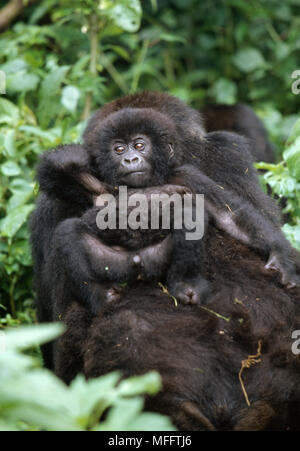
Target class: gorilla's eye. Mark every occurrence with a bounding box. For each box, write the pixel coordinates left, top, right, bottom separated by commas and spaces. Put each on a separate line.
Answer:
115, 145, 126, 154
134, 142, 145, 151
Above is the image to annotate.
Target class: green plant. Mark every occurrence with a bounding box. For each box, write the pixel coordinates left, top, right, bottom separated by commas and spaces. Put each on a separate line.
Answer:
256, 118, 300, 250
0, 323, 175, 431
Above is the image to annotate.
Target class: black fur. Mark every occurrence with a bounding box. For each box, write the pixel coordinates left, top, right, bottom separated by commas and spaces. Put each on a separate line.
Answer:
200, 103, 275, 163
55, 226, 300, 431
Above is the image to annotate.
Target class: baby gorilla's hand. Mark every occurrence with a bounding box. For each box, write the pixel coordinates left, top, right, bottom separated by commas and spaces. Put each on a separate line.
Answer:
128, 184, 192, 199
265, 251, 300, 289
105, 286, 123, 303
131, 235, 173, 280
157, 184, 192, 196
170, 277, 210, 305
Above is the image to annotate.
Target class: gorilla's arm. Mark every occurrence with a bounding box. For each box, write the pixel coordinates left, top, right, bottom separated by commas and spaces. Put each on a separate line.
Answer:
36, 144, 111, 207
174, 136, 300, 289
51, 210, 173, 314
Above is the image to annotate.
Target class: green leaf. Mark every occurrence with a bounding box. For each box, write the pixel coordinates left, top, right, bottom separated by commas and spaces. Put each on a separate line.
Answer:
282, 223, 300, 251
0, 98, 19, 124
232, 48, 265, 73
68, 372, 121, 421
7, 179, 35, 211
211, 78, 237, 104
19, 125, 58, 143
61, 85, 80, 113
3, 129, 17, 157
1, 58, 28, 74
102, 0, 142, 32
0, 204, 35, 238
97, 397, 144, 430
11, 240, 32, 266
37, 66, 69, 128
286, 118, 300, 145
4, 323, 64, 351
7, 72, 39, 93
118, 371, 162, 397
283, 136, 300, 179
1, 161, 21, 177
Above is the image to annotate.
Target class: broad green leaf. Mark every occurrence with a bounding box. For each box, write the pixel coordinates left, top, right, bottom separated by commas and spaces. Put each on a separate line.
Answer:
283, 136, 300, 179
211, 78, 237, 105
98, 397, 144, 430
1, 161, 21, 177
7, 72, 39, 93
11, 240, 32, 266
19, 125, 58, 143
68, 372, 121, 421
118, 371, 161, 396
0, 98, 19, 124
7, 179, 35, 211
4, 323, 64, 351
0, 421, 19, 431
61, 85, 80, 113
0, 204, 35, 238
37, 66, 69, 128
287, 118, 300, 145
1, 58, 28, 74
282, 223, 300, 251
125, 412, 176, 431
232, 48, 265, 73
4, 129, 16, 157
102, 0, 142, 32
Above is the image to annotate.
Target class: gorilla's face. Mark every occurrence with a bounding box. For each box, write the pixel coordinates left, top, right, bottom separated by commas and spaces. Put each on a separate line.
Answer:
110, 134, 153, 187
89, 107, 178, 188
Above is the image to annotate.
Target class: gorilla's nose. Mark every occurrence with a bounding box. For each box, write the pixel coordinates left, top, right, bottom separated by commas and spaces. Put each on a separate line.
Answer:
123, 154, 142, 169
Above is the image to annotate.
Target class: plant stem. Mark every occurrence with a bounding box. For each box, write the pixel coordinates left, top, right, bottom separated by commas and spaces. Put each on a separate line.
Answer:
99, 50, 128, 94
130, 39, 149, 94
9, 275, 16, 318
82, 14, 99, 120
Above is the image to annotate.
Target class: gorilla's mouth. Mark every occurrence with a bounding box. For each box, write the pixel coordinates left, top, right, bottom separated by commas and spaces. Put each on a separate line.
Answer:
121, 170, 147, 179
120, 170, 150, 187
122, 170, 146, 175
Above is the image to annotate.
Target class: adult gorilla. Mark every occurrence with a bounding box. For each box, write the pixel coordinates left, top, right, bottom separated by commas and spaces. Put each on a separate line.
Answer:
55, 225, 300, 431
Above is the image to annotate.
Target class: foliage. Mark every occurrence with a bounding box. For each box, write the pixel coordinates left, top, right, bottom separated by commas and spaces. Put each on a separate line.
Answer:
0, 323, 175, 431
256, 118, 300, 250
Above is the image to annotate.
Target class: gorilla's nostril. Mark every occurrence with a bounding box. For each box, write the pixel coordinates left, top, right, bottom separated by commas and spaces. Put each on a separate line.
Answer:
125, 156, 140, 165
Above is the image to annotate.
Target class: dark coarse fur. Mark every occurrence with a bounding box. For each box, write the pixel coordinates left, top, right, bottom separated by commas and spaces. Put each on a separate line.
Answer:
83, 92, 299, 291
200, 104, 275, 163
83, 91, 205, 153
31, 91, 300, 369
55, 226, 300, 431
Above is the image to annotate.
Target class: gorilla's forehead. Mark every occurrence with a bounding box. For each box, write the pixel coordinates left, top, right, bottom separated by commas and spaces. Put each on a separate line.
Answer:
98, 107, 176, 142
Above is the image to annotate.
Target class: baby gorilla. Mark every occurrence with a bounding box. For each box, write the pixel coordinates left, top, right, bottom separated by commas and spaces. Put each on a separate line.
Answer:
50, 153, 205, 308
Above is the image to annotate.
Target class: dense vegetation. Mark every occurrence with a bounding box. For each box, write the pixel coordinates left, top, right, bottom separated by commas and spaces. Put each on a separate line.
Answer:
0, 0, 299, 430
